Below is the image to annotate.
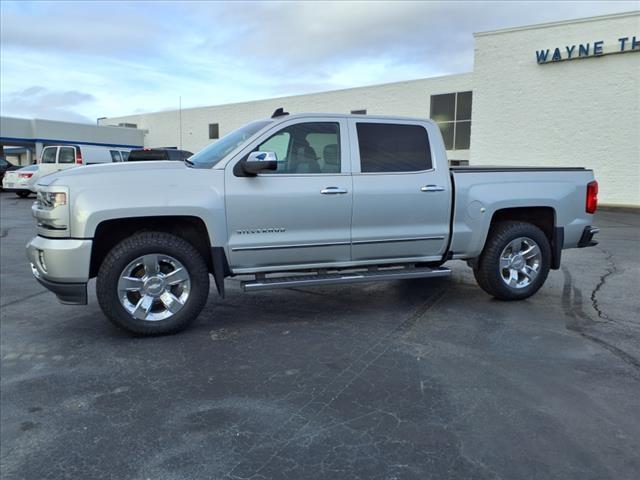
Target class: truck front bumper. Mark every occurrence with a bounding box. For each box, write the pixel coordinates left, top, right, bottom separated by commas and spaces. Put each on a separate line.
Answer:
26, 236, 92, 305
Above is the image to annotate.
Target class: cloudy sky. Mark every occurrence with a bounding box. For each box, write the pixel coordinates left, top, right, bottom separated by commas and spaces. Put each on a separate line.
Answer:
0, 0, 636, 123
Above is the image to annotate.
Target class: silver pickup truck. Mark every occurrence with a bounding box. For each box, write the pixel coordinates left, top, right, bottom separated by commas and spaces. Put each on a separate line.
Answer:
26, 111, 599, 335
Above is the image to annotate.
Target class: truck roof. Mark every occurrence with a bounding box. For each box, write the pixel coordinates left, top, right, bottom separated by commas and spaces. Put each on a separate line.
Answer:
267, 112, 436, 125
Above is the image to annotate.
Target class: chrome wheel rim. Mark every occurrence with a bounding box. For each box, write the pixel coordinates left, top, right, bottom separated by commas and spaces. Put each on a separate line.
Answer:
499, 237, 541, 289
117, 254, 191, 321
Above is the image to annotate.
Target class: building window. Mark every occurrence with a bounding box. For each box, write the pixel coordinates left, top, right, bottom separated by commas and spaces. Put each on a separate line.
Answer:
209, 123, 219, 139
351, 109, 367, 115
118, 123, 138, 128
430, 91, 472, 150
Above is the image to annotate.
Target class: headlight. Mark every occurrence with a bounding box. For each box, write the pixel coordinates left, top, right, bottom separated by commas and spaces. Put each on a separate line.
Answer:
33, 187, 71, 237
37, 191, 67, 209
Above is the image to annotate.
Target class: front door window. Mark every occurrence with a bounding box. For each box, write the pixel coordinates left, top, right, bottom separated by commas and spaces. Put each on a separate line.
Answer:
256, 122, 341, 174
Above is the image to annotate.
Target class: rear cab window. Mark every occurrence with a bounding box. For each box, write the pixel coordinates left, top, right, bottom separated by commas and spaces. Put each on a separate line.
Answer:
356, 123, 432, 173
167, 150, 182, 161
41, 147, 57, 164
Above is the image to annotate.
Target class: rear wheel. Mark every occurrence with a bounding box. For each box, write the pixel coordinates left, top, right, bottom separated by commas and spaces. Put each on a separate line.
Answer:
97, 232, 210, 335
473, 221, 550, 300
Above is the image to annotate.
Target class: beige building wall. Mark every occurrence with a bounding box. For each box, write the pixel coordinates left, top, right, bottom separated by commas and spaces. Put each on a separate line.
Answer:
100, 74, 473, 162
471, 12, 640, 206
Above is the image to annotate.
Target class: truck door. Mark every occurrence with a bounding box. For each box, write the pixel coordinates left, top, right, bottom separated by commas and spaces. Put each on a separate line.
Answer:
38, 146, 59, 177
225, 118, 353, 270
348, 119, 451, 262
56, 146, 77, 171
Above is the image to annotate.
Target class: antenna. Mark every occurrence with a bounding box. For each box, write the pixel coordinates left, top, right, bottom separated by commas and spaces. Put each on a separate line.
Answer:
179, 96, 183, 150
271, 107, 289, 118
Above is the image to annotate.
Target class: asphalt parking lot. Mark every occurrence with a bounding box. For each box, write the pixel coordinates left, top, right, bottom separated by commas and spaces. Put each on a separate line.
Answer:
1, 191, 639, 480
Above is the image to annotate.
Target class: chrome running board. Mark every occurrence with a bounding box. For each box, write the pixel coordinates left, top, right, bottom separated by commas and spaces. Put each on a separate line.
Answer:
241, 265, 451, 292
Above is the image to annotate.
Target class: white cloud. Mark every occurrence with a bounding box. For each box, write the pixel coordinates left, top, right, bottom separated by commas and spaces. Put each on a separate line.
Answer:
0, 0, 636, 122
1, 86, 96, 123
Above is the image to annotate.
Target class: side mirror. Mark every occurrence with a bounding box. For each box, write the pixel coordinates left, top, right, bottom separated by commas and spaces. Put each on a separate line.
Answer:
242, 151, 278, 175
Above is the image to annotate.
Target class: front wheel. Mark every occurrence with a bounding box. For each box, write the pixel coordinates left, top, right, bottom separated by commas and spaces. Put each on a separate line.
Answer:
473, 221, 550, 301
16, 191, 30, 198
97, 232, 210, 335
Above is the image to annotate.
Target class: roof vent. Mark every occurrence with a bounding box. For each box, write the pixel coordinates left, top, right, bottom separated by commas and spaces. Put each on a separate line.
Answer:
271, 107, 289, 118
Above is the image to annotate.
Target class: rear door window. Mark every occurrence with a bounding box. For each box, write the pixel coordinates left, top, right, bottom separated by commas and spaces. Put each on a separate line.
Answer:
356, 123, 432, 173
58, 147, 76, 164
110, 150, 122, 162
41, 147, 57, 164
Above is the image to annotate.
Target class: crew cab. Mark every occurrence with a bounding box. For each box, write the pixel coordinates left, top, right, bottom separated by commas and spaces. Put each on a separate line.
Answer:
26, 111, 599, 335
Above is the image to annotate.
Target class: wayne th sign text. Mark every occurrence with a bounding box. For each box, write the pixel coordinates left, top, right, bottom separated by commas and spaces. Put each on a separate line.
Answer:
536, 36, 639, 64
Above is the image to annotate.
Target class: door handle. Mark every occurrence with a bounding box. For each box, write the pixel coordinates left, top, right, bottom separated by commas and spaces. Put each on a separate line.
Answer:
321, 187, 348, 195
420, 185, 445, 192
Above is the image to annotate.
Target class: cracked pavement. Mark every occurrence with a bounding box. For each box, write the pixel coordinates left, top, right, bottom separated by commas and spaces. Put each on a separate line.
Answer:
1, 192, 639, 480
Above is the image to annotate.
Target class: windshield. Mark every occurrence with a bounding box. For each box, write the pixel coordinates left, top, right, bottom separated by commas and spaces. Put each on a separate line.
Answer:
187, 120, 271, 168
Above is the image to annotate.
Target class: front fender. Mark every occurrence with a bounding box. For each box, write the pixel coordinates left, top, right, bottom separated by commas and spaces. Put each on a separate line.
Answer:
71, 184, 227, 247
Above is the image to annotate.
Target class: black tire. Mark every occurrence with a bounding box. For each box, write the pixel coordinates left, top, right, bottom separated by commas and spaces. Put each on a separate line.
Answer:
473, 221, 550, 301
96, 232, 210, 336
16, 191, 30, 198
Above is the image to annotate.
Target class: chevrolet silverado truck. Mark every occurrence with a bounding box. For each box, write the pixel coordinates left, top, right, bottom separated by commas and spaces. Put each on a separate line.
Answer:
26, 111, 600, 335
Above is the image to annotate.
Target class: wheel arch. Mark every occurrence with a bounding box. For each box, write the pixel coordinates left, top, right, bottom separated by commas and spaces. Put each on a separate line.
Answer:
90, 216, 216, 279
487, 206, 561, 269
490, 206, 556, 240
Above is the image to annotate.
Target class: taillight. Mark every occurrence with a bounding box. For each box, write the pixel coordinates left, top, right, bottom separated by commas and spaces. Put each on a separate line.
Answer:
586, 180, 598, 214
75, 148, 83, 165
18, 173, 33, 179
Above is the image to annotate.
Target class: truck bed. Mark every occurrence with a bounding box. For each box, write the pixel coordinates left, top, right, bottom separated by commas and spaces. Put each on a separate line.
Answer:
448, 167, 595, 259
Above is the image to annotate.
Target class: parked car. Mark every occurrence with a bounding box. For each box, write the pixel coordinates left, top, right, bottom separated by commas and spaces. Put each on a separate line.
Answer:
37, 145, 132, 178
126, 148, 194, 161
0, 157, 20, 187
27, 111, 599, 336
2, 165, 39, 197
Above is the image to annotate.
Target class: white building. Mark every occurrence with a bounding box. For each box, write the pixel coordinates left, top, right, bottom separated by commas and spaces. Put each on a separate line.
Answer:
100, 12, 640, 207
0, 117, 144, 165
